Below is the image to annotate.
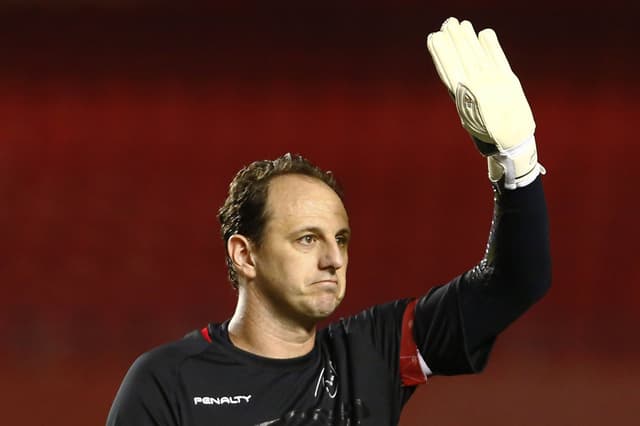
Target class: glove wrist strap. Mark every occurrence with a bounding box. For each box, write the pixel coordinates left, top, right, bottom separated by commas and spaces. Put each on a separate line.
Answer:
489, 135, 546, 189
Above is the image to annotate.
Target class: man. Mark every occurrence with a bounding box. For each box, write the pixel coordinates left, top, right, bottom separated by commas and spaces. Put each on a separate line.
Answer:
107, 17, 551, 425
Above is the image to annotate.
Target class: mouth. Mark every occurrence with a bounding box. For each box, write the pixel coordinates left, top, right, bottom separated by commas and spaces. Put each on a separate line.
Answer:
311, 279, 339, 287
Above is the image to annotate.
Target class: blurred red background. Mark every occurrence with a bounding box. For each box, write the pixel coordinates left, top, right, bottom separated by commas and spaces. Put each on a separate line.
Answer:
2, 1, 639, 425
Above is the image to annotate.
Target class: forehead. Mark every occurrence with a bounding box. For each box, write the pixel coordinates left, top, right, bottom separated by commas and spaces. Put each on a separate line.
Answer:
265, 174, 348, 230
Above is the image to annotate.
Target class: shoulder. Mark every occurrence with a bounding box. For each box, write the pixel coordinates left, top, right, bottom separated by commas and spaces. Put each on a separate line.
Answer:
320, 298, 413, 347
107, 330, 211, 426
126, 328, 211, 380
330, 299, 413, 332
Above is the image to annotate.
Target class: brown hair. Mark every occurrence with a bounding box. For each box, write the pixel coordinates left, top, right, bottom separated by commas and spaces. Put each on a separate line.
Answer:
217, 153, 344, 288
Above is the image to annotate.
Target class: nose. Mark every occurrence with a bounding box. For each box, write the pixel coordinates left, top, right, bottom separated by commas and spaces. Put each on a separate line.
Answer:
319, 240, 346, 271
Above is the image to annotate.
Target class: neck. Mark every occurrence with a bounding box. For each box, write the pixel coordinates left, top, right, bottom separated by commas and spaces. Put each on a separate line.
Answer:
227, 286, 317, 359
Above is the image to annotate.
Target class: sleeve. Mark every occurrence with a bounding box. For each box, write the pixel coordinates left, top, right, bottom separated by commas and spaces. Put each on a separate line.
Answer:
413, 176, 552, 375
106, 351, 180, 426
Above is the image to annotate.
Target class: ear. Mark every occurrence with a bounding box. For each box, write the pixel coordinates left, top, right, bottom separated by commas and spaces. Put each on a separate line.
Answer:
227, 234, 257, 281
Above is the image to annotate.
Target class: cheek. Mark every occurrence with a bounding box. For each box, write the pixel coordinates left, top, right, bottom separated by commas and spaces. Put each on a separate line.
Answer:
269, 249, 315, 284
339, 268, 348, 288
340, 252, 349, 274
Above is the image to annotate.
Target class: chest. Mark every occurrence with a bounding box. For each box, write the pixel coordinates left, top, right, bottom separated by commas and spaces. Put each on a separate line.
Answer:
176, 343, 399, 425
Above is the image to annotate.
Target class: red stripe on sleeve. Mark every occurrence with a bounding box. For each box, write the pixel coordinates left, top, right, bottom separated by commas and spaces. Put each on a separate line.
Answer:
399, 298, 427, 386
200, 326, 212, 343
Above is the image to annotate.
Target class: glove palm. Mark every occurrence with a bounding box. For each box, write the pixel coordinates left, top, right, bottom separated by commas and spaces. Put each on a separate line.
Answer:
427, 17, 544, 189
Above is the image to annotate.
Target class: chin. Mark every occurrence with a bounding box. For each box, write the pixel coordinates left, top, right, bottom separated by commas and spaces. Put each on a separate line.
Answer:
309, 295, 343, 319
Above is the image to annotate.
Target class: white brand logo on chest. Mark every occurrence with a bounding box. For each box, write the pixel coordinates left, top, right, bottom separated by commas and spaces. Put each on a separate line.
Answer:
193, 395, 252, 406
314, 361, 338, 399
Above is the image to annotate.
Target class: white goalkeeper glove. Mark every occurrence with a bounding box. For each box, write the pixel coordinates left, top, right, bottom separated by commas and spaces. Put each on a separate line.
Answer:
427, 17, 545, 189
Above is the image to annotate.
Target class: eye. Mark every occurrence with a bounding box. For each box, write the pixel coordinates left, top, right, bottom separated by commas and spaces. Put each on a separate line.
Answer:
298, 234, 317, 246
336, 234, 349, 247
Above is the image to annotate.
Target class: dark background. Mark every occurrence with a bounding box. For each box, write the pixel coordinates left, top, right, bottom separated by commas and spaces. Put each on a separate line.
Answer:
2, 1, 639, 425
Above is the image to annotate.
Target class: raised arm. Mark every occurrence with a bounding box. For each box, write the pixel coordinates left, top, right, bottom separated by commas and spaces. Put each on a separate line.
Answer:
411, 17, 551, 376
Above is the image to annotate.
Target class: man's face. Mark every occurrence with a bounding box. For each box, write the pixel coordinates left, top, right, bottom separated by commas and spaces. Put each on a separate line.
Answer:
251, 174, 350, 324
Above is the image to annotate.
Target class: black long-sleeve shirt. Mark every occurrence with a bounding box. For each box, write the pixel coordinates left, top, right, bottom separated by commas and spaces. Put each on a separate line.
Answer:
106, 177, 551, 426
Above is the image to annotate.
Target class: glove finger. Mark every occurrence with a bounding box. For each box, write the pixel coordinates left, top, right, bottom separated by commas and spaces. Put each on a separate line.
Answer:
427, 32, 453, 91
426, 33, 447, 87
427, 30, 464, 92
442, 17, 478, 82
459, 20, 490, 72
478, 28, 513, 74
440, 16, 459, 31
